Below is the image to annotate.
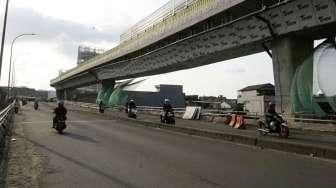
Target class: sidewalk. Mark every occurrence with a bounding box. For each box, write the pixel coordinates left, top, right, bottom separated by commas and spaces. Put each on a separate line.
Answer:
65, 104, 336, 160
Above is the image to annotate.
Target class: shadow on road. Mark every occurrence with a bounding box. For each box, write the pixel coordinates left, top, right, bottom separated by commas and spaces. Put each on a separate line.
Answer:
22, 135, 138, 188
62, 132, 100, 144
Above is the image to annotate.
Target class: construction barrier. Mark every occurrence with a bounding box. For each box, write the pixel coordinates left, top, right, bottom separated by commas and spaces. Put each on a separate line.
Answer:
228, 114, 245, 129
229, 114, 237, 127
234, 115, 246, 129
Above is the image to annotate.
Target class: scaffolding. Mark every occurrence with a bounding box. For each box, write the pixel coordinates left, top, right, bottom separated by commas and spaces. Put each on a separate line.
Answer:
77, 46, 105, 65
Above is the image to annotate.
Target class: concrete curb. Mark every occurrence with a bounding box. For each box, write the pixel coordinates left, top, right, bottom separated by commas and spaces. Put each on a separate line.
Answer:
66, 106, 336, 161
125, 117, 336, 160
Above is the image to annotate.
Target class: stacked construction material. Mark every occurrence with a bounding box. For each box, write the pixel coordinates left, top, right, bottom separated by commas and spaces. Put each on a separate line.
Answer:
183, 106, 202, 120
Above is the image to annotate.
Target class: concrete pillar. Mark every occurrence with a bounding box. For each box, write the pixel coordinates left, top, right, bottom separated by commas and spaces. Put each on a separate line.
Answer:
97, 79, 115, 104
64, 89, 68, 100
56, 89, 65, 100
101, 79, 116, 89
271, 36, 313, 114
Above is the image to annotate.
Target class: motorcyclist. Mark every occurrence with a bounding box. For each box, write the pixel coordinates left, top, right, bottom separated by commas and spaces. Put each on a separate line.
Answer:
14, 98, 20, 113
162, 99, 173, 121
265, 102, 281, 130
53, 101, 67, 128
128, 99, 136, 109
34, 99, 39, 109
99, 101, 105, 113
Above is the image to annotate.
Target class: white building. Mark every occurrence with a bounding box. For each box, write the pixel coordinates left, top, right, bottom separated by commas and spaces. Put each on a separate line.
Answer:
237, 83, 275, 115
47, 90, 57, 101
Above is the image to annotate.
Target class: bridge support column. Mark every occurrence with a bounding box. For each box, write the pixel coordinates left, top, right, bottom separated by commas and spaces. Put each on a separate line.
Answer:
271, 36, 313, 114
56, 88, 77, 101
56, 89, 65, 100
97, 79, 115, 104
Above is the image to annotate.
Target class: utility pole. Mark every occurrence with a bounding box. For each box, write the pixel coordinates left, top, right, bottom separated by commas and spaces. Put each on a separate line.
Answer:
0, 0, 10, 81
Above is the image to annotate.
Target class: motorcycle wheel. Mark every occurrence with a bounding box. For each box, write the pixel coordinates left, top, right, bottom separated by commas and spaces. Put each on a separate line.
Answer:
57, 129, 64, 134
279, 125, 289, 138
258, 121, 267, 136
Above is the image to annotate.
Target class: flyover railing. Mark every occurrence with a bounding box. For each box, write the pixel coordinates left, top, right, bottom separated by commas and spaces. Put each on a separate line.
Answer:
63, 101, 185, 113
0, 102, 15, 135
63, 101, 257, 119
0, 101, 15, 171
63, 101, 336, 128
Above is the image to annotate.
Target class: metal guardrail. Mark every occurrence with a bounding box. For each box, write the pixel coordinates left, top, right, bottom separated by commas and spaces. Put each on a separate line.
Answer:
64, 101, 185, 112
0, 102, 15, 128
0, 102, 15, 162
64, 101, 336, 124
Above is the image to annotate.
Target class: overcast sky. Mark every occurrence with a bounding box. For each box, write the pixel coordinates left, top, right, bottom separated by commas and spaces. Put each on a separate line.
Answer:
0, 0, 274, 98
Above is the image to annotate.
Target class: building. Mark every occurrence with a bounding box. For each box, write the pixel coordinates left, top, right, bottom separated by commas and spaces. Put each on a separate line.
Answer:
47, 90, 57, 101
237, 83, 275, 115
191, 95, 236, 110
0, 86, 49, 101
77, 46, 105, 65
124, 85, 185, 108
185, 95, 198, 105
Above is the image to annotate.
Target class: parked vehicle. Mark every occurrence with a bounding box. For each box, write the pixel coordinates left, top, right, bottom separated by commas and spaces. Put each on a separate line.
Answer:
53, 116, 67, 134
160, 110, 175, 124
258, 115, 289, 138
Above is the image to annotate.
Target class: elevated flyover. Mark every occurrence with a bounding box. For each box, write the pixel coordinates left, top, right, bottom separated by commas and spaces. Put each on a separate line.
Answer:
51, 0, 336, 113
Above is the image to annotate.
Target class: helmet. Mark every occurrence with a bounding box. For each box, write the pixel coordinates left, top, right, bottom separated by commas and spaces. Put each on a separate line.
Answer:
164, 99, 170, 103
58, 100, 64, 107
268, 101, 275, 108
130, 99, 134, 102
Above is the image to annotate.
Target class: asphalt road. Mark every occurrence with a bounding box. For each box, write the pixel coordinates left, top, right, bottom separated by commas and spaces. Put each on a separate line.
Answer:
15, 103, 336, 188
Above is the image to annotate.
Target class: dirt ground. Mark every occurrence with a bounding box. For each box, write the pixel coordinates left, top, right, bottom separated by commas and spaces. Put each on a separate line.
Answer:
4, 112, 46, 188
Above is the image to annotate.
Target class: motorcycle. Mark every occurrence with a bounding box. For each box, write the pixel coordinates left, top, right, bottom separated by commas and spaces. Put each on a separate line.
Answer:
34, 102, 39, 110
99, 105, 105, 113
14, 106, 19, 114
53, 116, 67, 134
160, 110, 175, 124
127, 107, 137, 119
258, 115, 289, 138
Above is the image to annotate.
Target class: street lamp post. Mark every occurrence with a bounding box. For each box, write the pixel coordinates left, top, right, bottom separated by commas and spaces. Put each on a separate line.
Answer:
0, 0, 10, 81
7, 33, 36, 99
10, 53, 30, 88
